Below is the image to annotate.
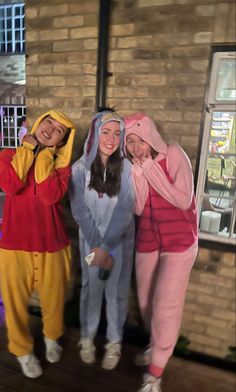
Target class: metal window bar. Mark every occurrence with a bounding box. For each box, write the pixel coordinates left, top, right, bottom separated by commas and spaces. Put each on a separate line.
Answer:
0, 3, 25, 54
0, 105, 26, 148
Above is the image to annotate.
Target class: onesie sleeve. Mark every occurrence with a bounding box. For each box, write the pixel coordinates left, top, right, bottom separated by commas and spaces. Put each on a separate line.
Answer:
100, 159, 135, 253
11, 142, 35, 182
36, 166, 71, 205
142, 144, 194, 210
34, 147, 56, 184
69, 161, 102, 248
0, 146, 34, 194
33, 147, 70, 205
131, 163, 149, 215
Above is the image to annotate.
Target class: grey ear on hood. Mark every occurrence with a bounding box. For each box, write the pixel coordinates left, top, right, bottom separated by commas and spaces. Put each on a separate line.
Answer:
86, 119, 96, 154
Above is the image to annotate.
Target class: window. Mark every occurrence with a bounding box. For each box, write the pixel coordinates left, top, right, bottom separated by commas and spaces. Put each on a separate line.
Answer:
0, 105, 26, 148
196, 50, 236, 245
0, 3, 25, 54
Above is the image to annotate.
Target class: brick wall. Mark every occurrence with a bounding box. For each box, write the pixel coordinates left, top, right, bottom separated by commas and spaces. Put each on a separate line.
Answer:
25, 0, 235, 358
182, 249, 235, 358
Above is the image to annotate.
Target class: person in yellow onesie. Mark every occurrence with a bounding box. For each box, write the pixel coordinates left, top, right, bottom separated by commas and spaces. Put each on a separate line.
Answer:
0, 110, 76, 378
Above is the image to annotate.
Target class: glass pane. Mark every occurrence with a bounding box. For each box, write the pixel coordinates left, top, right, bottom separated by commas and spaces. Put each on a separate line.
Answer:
7, 42, 12, 53
15, 30, 20, 40
200, 110, 236, 236
15, 18, 20, 28
7, 19, 12, 29
215, 59, 236, 101
209, 111, 235, 154
15, 42, 21, 52
14, 7, 20, 16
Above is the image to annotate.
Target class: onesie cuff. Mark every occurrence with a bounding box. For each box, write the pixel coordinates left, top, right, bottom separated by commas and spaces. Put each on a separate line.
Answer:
22, 141, 36, 150
100, 243, 111, 255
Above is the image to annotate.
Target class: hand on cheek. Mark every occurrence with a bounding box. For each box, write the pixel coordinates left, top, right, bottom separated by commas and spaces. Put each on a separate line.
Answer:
22, 134, 38, 147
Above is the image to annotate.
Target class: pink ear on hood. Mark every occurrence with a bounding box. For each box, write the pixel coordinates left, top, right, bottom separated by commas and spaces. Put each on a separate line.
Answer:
124, 112, 145, 129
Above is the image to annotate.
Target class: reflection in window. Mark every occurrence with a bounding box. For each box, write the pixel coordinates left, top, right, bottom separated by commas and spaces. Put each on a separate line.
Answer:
201, 111, 235, 239
215, 60, 236, 101
196, 51, 236, 245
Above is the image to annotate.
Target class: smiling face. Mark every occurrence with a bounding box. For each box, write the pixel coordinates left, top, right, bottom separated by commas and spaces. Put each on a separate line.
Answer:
126, 133, 152, 159
34, 116, 68, 147
98, 121, 121, 164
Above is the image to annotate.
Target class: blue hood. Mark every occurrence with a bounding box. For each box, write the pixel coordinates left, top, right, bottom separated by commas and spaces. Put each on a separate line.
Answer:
81, 110, 125, 168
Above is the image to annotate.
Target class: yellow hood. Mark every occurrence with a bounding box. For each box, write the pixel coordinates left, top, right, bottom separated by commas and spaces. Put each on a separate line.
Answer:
30, 109, 76, 134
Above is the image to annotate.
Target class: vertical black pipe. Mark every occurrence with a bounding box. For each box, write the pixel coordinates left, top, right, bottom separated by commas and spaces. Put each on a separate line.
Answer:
95, 0, 112, 111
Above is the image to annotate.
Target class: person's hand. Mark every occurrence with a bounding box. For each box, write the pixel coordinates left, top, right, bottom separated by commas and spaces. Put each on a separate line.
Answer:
22, 134, 38, 148
90, 247, 113, 270
100, 255, 113, 270
132, 151, 151, 166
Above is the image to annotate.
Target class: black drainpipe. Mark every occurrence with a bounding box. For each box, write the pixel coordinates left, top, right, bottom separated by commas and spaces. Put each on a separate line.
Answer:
95, 0, 113, 111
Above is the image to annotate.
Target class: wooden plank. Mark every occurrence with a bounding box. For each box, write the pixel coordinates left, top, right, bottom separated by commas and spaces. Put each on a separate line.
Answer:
0, 316, 235, 392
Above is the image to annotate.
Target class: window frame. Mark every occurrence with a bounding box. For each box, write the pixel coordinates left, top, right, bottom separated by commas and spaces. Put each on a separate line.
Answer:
195, 46, 236, 249
0, 2, 25, 54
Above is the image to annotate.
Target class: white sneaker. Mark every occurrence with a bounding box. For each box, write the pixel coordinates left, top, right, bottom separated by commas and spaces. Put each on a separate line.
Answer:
17, 353, 43, 378
138, 374, 162, 392
44, 337, 62, 363
78, 338, 96, 364
135, 347, 151, 366
101, 341, 121, 370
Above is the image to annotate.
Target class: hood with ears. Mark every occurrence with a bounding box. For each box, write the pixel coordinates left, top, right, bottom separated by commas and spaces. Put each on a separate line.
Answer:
30, 109, 76, 136
30, 109, 76, 165
81, 110, 125, 168
124, 112, 167, 155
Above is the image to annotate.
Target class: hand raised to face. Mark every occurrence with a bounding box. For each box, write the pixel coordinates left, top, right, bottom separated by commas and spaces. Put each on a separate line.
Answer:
22, 134, 38, 148
131, 150, 152, 166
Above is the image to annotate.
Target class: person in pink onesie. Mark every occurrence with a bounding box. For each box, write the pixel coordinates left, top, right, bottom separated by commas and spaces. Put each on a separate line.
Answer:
124, 113, 198, 392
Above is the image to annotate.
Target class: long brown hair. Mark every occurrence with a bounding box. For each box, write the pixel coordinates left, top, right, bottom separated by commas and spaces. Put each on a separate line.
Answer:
89, 149, 123, 197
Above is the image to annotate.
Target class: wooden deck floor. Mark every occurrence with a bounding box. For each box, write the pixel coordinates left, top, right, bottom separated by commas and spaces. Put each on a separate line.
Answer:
0, 309, 235, 392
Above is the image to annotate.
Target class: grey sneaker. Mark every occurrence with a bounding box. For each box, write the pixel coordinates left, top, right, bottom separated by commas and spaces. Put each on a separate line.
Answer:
78, 337, 96, 364
17, 353, 43, 378
44, 337, 62, 363
138, 374, 162, 392
101, 341, 121, 370
135, 347, 151, 366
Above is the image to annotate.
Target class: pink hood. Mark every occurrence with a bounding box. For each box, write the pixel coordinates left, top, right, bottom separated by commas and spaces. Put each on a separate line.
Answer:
124, 112, 167, 155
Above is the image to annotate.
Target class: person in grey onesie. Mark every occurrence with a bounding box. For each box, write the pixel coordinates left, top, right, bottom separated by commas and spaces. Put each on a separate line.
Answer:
69, 109, 135, 370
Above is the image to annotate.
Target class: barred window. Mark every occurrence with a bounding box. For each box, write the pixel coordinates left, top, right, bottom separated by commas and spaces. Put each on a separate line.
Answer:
0, 105, 26, 148
0, 3, 25, 54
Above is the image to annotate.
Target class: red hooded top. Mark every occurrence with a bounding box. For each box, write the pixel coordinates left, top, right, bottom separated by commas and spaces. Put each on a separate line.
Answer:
0, 110, 75, 252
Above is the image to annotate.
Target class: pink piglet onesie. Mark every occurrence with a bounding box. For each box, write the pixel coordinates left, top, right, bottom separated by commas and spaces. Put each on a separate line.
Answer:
124, 113, 198, 383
